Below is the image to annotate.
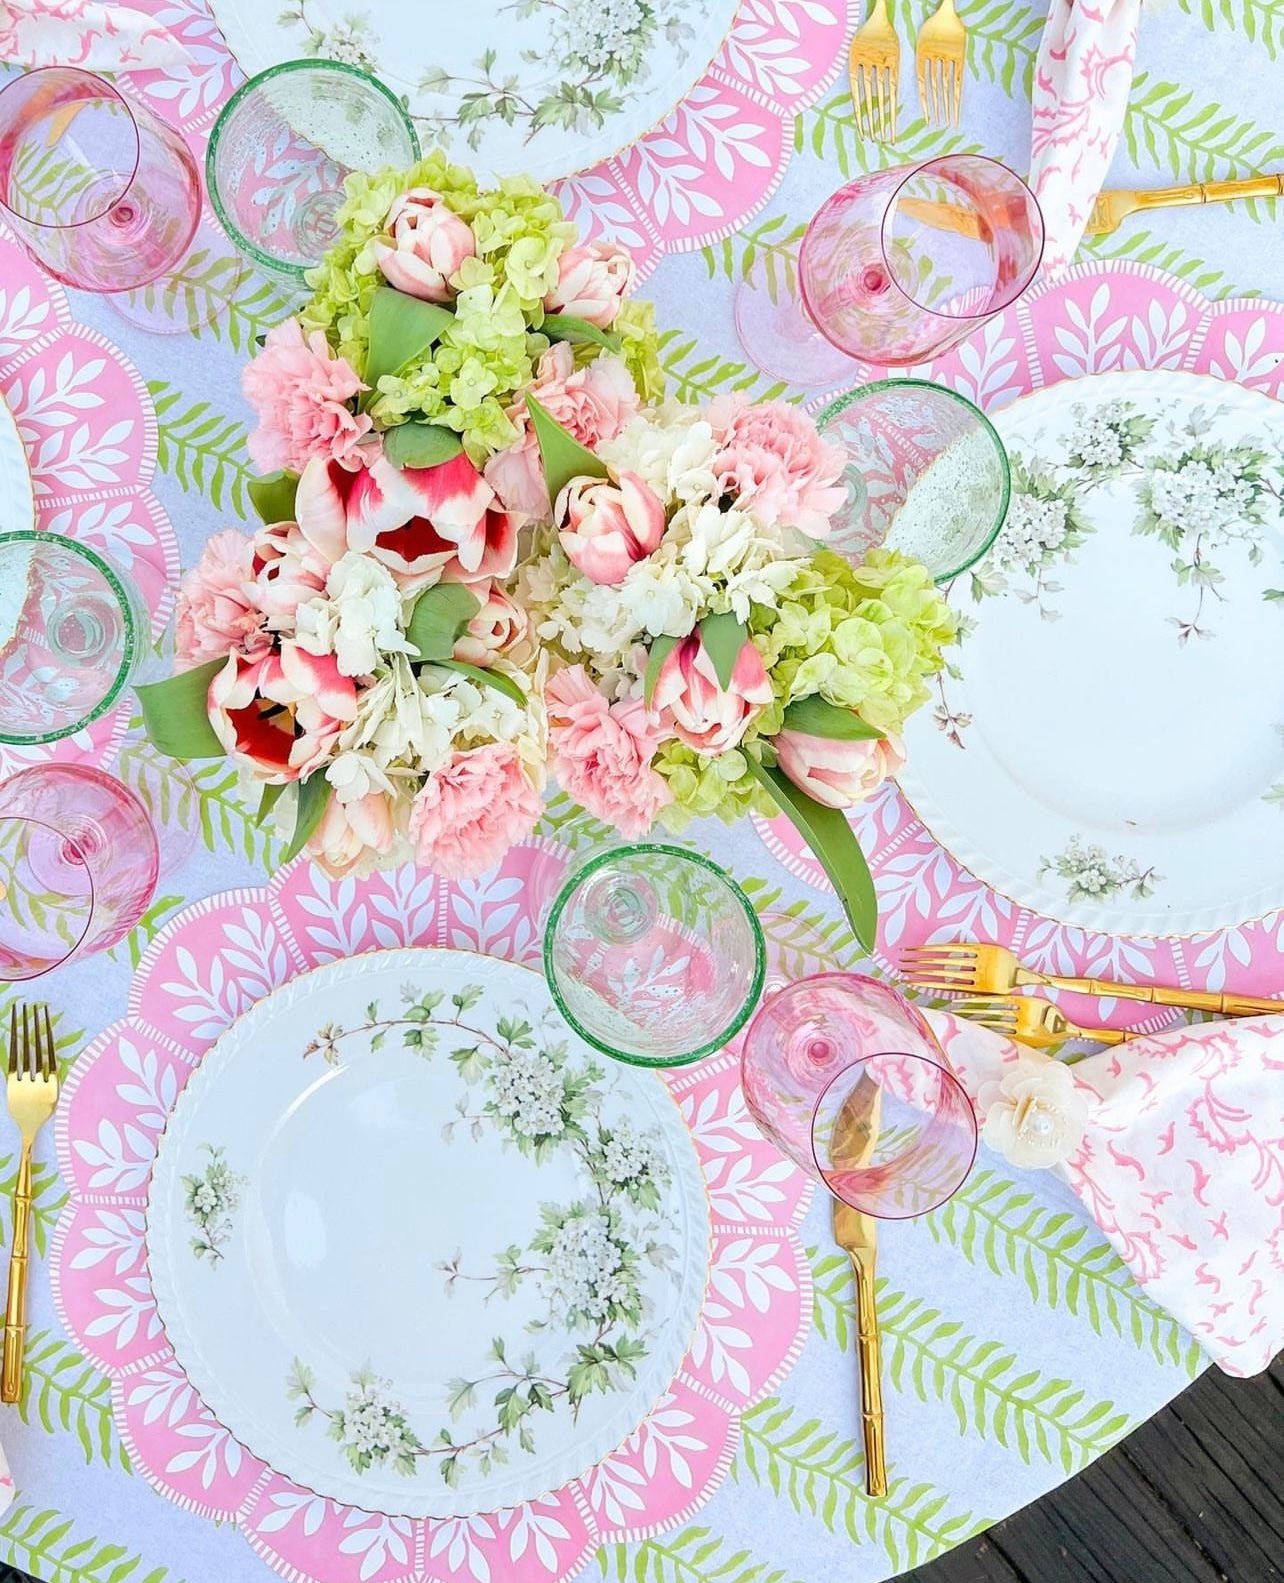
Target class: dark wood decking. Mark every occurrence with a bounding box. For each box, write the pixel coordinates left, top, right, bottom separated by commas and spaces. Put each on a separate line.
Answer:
2, 1352, 1280, 1583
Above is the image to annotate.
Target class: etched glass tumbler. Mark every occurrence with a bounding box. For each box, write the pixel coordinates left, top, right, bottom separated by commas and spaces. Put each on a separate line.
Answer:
0, 532, 149, 746
736, 156, 1043, 380
815, 379, 1010, 582
543, 844, 766, 1067
741, 973, 977, 1218
0, 67, 201, 292
207, 60, 421, 284
0, 765, 159, 981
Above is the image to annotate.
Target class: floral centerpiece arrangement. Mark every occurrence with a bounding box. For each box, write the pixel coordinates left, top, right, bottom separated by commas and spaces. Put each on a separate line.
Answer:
138, 153, 659, 881
138, 153, 956, 945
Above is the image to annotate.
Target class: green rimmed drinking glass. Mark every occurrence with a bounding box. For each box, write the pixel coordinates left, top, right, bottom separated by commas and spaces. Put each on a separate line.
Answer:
543, 844, 766, 1068
0, 531, 147, 746
816, 378, 1010, 584
206, 59, 421, 285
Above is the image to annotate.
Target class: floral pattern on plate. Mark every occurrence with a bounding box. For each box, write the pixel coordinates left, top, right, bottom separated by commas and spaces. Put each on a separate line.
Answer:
52, 841, 811, 1583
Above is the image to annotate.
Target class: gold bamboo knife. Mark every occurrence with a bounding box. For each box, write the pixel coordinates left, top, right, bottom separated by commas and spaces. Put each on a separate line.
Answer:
830, 1074, 887, 1498
1085, 174, 1284, 237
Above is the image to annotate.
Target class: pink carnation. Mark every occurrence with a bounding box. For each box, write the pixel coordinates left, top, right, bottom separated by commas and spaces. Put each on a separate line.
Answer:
483, 343, 639, 518
707, 394, 847, 538
408, 743, 542, 879
547, 665, 670, 838
242, 319, 372, 476
174, 529, 270, 669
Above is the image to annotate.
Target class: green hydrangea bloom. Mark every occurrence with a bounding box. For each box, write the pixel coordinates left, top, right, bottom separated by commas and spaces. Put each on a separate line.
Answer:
614, 300, 665, 404
654, 741, 776, 828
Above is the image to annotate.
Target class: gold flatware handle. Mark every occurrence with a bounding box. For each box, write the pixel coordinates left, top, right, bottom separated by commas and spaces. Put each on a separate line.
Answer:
2, 1142, 32, 1404
850, 1251, 887, 1497
1027, 974, 1281, 1017
1123, 174, 1284, 215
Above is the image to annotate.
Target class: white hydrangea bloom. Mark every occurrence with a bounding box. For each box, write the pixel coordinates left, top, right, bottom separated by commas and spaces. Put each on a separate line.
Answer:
295, 552, 415, 678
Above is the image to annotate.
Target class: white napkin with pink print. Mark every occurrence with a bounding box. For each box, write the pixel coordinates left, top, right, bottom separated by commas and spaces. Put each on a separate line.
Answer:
0, 0, 191, 70
1029, 0, 1143, 273
932, 1010, 1284, 1377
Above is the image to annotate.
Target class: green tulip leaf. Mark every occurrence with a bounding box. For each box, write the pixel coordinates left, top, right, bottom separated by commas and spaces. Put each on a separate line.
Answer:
406, 583, 481, 661
284, 772, 332, 864
643, 632, 681, 708
383, 420, 464, 471
136, 660, 226, 760
746, 758, 878, 953
526, 394, 609, 505
698, 611, 750, 692
256, 782, 287, 827
542, 313, 622, 352
781, 695, 885, 741
248, 470, 299, 524
365, 286, 454, 390
433, 659, 527, 707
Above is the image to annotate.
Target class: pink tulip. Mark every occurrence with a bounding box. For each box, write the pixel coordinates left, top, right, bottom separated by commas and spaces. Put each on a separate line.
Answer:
775, 726, 905, 809
249, 518, 329, 627
373, 453, 520, 588
307, 791, 396, 878
207, 643, 357, 784
555, 471, 665, 585
368, 187, 476, 302
453, 580, 530, 667
650, 631, 773, 756
295, 451, 425, 564
544, 241, 636, 329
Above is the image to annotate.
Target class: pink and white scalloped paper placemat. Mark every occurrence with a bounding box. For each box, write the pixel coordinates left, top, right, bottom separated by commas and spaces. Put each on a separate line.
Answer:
51, 841, 811, 1583
757, 261, 1284, 1022
0, 226, 180, 779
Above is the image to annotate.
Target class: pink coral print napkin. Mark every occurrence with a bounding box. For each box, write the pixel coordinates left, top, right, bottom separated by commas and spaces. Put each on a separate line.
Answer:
932, 1010, 1284, 1377
1029, 0, 1142, 273
0, 1, 191, 70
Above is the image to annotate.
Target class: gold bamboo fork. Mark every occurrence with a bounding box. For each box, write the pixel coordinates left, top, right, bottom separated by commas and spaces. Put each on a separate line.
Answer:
3, 1002, 59, 1404
849, 0, 900, 143
900, 941, 1282, 1016
1085, 174, 1284, 238
916, 0, 965, 129
951, 994, 1133, 1049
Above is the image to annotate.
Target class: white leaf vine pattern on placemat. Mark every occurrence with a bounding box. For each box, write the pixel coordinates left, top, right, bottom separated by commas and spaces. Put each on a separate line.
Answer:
1037, 836, 1164, 906
287, 982, 674, 1486
181, 1145, 245, 1266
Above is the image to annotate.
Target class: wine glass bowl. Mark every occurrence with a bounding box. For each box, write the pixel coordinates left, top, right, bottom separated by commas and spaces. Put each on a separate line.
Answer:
741, 973, 977, 1218
0, 532, 149, 746
543, 844, 766, 1067
815, 379, 1010, 582
0, 67, 201, 292
206, 60, 422, 284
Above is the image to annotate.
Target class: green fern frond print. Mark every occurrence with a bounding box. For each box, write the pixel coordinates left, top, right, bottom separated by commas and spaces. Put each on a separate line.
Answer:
734, 1398, 992, 1572
596, 1526, 804, 1583
965, 0, 1043, 96
1124, 75, 1284, 214
794, 102, 983, 181
128, 250, 291, 351
810, 1254, 1132, 1472
1175, 0, 1284, 59
923, 1169, 1204, 1374
657, 329, 793, 406
20, 1333, 129, 1471
147, 380, 254, 518
0, 1503, 180, 1583
1081, 227, 1256, 299
700, 214, 808, 304
187, 760, 282, 868
0, 1158, 66, 1260
535, 792, 620, 854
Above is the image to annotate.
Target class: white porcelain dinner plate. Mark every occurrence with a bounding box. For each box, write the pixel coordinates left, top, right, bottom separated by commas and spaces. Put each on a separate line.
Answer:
208, 0, 740, 183
0, 394, 33, 535
899, 369, 1284, 937
147, 948, 710, 1518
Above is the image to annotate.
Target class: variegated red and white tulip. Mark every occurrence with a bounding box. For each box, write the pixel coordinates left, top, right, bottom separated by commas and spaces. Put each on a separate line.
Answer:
368, 187, 476, 302
294, 451, 425, 565
650, 631, 773, 755
207, 643, 357, 783
555, 471, 665, 585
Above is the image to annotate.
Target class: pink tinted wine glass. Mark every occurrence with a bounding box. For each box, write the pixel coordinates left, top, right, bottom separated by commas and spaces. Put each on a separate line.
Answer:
741, 973, 978, 1219
735, 155, 1044, 381
0, 67, 201, 293
0, 765, 159, 982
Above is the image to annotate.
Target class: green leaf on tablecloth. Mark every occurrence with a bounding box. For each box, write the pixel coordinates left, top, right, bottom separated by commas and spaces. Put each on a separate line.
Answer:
738, 881, 864, 979
148, 379, 255, 519
542, 313, 622, 352
108, 894, 187, 971
136, 661, 226, 760
125, 247, 293, 350
963, 0, 1042, 96
656, 327, 793, 406
1082, 227, 1256, 300
808, 1250, 1134, 1471
18, 1332, 129, 1471
922, 1168, 1205, 1375
188, 760, 283, 867
793, 102, 983, 182
701, 212, 808, 304
365, 286, 454, 390
0, 1504, 180, 1583
534, 792, 618, 854
1175, 0, 1284, 61
734, 1398, 993, 1572
0, 1158, 66, 1260
248, 470, 299, 524
527, 395, 609, 503
595, 1526, 809, 1583
1124, 74, 1284, 214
